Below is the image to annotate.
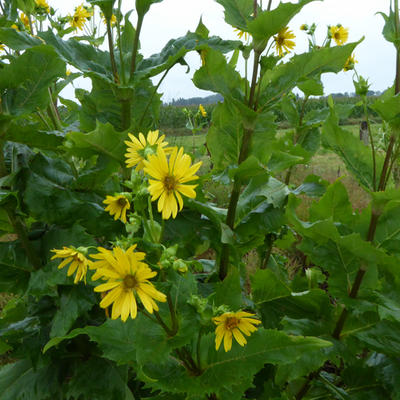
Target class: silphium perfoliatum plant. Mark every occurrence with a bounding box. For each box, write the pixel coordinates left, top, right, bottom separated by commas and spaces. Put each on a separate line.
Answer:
1, 0, 400, 399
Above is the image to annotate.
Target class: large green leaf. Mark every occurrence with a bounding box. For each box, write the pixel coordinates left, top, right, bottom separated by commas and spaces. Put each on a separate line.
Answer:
39, 30, 113, 83
322, 102, 383, 191
259, 41, 361, 108
0, 44, 65, 116
50, 285, 95, 338
3, 119, 64, 150
206, 99, 243, 170
22, 153, 121, 235
236, 175, 289, 225
0, 360, 59, 400
0, 27, 42, 50
193, 48, 245, 100
215, 0, 253, 31
136, 0, 163, 17
139, 329, 332, 398
247, 0, 318, 50
136, 32, 241, 80
66, 122, 127, 166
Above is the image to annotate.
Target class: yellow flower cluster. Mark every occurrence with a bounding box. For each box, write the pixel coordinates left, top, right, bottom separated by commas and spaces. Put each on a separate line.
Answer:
213, 311, 261, 352
274, 27, 296, 57
122, 130, 202, 220
70, 4, 92, 30
51, 245, 166, 322
330, 25, 349, 46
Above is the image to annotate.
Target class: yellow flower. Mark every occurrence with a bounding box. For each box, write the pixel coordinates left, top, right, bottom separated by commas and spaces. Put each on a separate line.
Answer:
51, 247, 92, 284
35, 0, 50, 13
274, 27, 296, 57
102, 13, 117, 26
20, 13, 30, 29
330, 25, 348, 46
93, 246, 166, 321
0, 43, 5, 52
233, 28, 249, 41
300, 24, 308, 31
125, 130, 169, 171
11, 24, 19, 31
70, 4, 92, 30
343, 53, 357, 71
213, 311, 261, 352
66, 69, 71, 76
90, 245, 146, 280
199, 104, 207, 117
143, 146, 202, 220
103, 194, 130, 223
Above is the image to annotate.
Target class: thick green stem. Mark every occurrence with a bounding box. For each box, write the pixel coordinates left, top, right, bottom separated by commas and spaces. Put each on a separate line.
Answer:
218, 46, 261, 280
167, 293, 179, 336
47, 89, 62, 130
130, 14, 144, 79
116, 0, 126, 85
363, 100, 377, 190
121, 99, 131, 131
106, 18, 119, 84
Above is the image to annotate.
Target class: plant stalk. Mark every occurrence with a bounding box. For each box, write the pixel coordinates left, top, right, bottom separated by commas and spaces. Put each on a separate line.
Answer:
106, 17, 120, 84
130, 13, 144, 79
218, 45, 261, 280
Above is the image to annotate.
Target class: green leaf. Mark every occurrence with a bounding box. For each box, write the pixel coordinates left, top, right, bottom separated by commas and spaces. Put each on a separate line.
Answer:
137, 32, 240, 80
44, 319, 137, 363
66, 122, 127, 166
247, 0, 318, 51
0, 360, 61, 400
193, 49, 244, 100
0, 241, 32, 293
355, 320, 400, 357
140, 329, 332, 398
215, 268, 243, 309
22, 153, 121, 235
65, 357, 134, 400
87, 0, 115, 18
371, 87, 400, 128
378, 10, 400, 49
251, 269, 291, 304
50, 285, 95, 338
0, 45, 65, 116
136, 0, 163, 17
215, 0, 253, 31
321, 102, 383, 191
39, 30, 113, 83
3, 119, 64, 150
308, 180, 354, 225
0, 27, 42, 50
236, 174, 289, 225
260, 41, 361, 108
206, 100, 243, 170
297, 77, 324, 96
0, 339, 11, 355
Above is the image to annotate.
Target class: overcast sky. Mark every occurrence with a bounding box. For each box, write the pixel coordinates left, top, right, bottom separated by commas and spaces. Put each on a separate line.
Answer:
53, 0, 394, 101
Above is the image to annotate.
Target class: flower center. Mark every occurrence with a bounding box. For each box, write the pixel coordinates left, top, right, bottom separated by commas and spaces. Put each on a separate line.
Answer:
276, 36, 285, 46
117, 197, 127, 207
123, 274, 137, 289
163, 175, 176, 192
334, 32, 340, 39
225, 317, 239, 330
74, 16, 80, 22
